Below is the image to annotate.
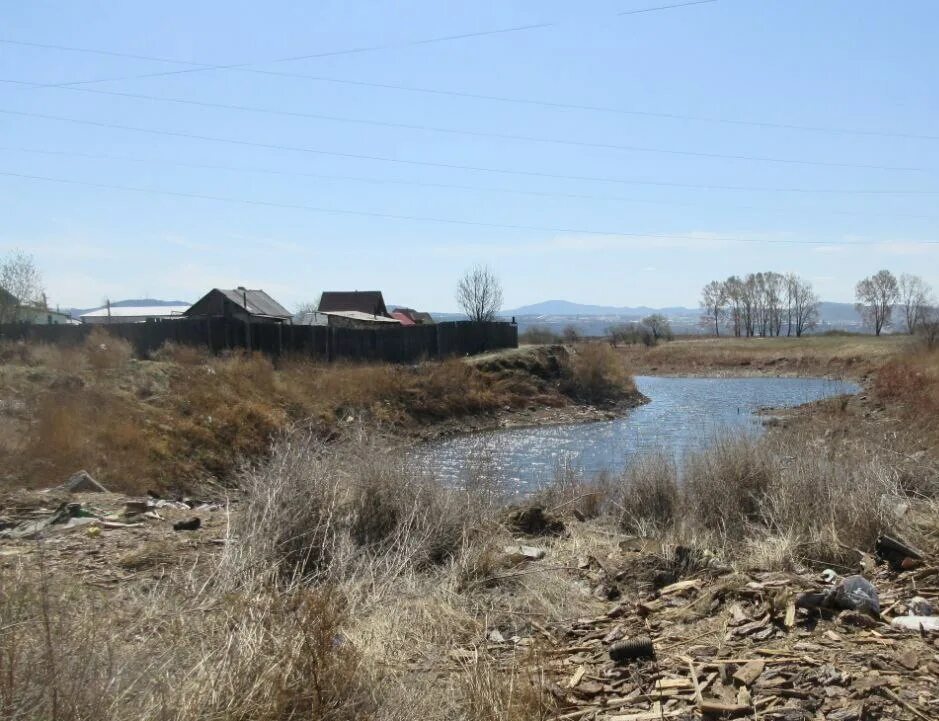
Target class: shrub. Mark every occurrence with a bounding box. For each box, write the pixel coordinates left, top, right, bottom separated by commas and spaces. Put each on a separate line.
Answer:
83, 328, 134, 370
564, 343, 635, 404
619, 453, 679, 533
681, 437, 776, 537
151, 341, 210, 365
226, 430, 467, 585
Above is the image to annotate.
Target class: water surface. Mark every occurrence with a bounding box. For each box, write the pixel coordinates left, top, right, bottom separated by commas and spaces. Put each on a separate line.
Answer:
419, 375, 859, 493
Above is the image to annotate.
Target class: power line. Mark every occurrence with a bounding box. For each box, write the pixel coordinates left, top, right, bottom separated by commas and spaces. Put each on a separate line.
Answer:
5, 6, 939, 143
4, 144, 937, 221
1, 78, 927, 173
1, 1, 717, 89
3, 108, 937, 194
4, 168, 935, 247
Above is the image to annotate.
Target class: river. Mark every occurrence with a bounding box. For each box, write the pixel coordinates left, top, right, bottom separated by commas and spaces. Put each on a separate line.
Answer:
418, 375, 860, 493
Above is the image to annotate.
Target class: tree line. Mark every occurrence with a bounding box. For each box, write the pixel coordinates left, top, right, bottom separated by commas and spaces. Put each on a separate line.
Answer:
699, 272, 820, 338
700, 269, 936, 338
854, 270, 934, 337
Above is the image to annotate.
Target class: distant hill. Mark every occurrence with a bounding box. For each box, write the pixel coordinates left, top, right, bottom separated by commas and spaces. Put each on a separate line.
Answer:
66, 298, 191, 320
505, 300, 692, 317
500, 299, 865, 335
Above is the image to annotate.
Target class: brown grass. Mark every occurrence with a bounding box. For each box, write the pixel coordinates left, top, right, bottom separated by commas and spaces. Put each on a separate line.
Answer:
615, 333, 913, 376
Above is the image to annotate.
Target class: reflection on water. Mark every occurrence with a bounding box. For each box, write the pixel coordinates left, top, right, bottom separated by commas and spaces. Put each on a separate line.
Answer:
418, 375, 859, 494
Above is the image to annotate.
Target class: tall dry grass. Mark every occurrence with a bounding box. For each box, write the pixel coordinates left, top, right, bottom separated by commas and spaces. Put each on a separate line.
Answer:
564, 342, 636, 405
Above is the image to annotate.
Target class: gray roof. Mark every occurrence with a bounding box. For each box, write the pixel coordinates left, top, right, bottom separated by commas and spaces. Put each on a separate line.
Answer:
318, 291, 387, 316
217, 289, 292, 318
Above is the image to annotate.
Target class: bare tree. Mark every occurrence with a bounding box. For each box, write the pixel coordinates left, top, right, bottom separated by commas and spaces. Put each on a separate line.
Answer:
919, 305, 939, 350
786, 273, 820, 337
0, 250, 44, 324
456, 264, 504, 322
898, 273, 932, 335
722, 276, 745, 337
562, 324, 581, 343
700, 280, 726, 336
641, 314, 673, 342
855, 270, 899, 336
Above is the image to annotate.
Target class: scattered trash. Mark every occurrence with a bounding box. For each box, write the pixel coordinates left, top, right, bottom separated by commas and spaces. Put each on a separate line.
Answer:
875, 534, 924, 572
796, 574, 880, 617
503, 544, 545, 561
890, 616, 939, 632
62, 470, 108, 494
506, 506, 565, 536
173, 517, 201, 531
609, 636, 655, 663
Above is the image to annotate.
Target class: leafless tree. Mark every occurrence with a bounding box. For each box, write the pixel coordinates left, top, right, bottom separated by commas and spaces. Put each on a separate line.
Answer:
0, 250, 44, 324
641, 314, 673, 342
855, 270, 899, 336
456, 264, 503, 322
898, 273, 932, 335
700, 280, 726, 336
785, 273, 819, 337
562, 324, 581, 343
722, 276, 745, 337
918, 306, 939, 350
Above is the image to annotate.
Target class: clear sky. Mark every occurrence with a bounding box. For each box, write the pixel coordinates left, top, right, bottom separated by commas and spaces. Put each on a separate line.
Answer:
2, 0, 937, 311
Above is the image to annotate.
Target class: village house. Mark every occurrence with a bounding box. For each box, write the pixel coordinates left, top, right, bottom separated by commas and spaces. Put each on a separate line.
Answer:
184, 288, 292, 324
314, 290, 400, 328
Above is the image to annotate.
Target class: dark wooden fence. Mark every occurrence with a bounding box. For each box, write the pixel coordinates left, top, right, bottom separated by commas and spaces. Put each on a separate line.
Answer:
0, 319, 517, 363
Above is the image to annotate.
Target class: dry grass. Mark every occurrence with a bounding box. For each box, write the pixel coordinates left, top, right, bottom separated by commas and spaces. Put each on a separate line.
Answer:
4, 342, 611, 494
873, 349, 939, 439
615, 333, 913, 376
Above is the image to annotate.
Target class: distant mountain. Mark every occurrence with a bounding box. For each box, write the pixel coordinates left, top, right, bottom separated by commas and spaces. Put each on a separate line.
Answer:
504, 300, 692, 317
66, 298, 191, 319
501, 299, 865, 335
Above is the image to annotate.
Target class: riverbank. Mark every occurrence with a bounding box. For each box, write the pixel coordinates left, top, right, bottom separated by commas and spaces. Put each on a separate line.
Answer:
2, 342, 938, 720
611, 333, 914, 379
0, 338, 643, 494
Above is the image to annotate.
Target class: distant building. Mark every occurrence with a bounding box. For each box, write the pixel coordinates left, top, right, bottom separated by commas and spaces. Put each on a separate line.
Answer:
392, 307, 435, 325
80, 305, 190, 324
185, 288, 292, 323
317, 291, 389, 317
390, 311, 416, 326
19, 306, 76, 325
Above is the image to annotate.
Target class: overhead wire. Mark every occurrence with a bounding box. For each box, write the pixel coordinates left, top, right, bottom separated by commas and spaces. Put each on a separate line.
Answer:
0, 78, 928, 173
3, 168, 935, 247
2, 108, 936, 195
3, 144, 937, 220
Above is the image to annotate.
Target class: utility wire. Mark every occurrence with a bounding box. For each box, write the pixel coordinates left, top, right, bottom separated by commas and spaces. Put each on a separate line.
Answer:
4, 144, 937, 220
0, 78, 927, 173
2, 108, 936, 195
3, 168, 934, 247
1, 1, 716, 89
4, 3, 938, 143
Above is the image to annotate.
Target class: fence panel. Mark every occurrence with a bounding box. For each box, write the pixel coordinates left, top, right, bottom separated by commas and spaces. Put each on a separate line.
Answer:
0, 318, 517, 362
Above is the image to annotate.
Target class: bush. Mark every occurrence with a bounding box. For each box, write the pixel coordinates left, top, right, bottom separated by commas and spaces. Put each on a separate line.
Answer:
681, 437, 776, 537
83, 328, 134, 370
151, 341, 210, 365
226, 430, 467, 584
619, 454, 679, 533
564, 343, 635, 404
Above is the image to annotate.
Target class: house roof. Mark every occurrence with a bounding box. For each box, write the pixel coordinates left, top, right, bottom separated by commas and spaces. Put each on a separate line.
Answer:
317, 291, 387, 316
215, 288, 292, 319
390, 311, 416, 326
81, 305, 190, 319
322, 310, 400, 324
412, 312, 435, 324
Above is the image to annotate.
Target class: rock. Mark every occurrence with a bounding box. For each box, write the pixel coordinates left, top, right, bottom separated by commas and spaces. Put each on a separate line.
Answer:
732, 660, 765, 687
487, 629, 505, 643
506, 506, 564, 536
173, 517, 201, 531
63, 470, 108, 493
907, 596, 934, 616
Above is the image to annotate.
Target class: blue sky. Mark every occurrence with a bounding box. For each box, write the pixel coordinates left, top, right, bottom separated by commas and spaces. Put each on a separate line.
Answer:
2, 0, 937, 311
